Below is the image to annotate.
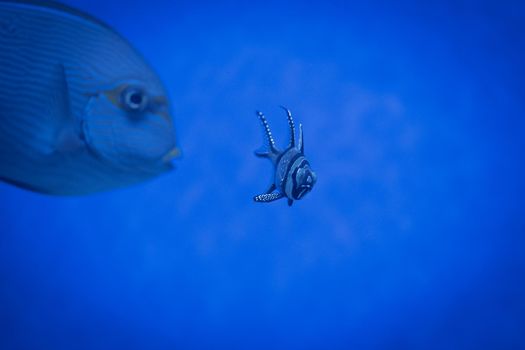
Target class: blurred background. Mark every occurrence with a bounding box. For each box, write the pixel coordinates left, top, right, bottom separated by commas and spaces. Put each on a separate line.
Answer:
1, 0, 524, 349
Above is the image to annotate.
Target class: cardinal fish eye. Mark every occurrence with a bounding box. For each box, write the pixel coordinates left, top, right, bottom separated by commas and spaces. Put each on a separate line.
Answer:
252, 106, 317, 207
121, 87, 149, 113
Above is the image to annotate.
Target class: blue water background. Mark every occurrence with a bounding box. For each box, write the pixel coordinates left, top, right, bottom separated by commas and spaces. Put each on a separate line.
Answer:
1, 0, 524, 349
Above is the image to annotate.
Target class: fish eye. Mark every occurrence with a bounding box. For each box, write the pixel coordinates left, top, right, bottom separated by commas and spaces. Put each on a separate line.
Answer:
121, 87, 149, 113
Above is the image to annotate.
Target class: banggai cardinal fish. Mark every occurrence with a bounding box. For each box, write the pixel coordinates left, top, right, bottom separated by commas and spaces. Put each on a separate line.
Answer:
0, 0, 180, 195
253, 107, 317, 206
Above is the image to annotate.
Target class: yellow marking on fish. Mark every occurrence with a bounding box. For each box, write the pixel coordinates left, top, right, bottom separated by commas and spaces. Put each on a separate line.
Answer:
162, 147, 182, 162
101, 85, 171, 122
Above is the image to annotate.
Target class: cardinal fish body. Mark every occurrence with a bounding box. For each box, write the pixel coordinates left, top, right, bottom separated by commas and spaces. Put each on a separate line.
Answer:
253, 107, 317, 206
275, 148, 311, 201
0, 0, 180, 195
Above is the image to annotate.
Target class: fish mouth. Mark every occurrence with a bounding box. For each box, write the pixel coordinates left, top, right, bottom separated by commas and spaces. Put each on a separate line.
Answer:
162, 146, 182, 163
141, 147, 181, 173
297, 185, 312, 199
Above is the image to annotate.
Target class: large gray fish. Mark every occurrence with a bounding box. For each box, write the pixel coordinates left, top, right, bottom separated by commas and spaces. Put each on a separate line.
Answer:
0, 0, 180, 195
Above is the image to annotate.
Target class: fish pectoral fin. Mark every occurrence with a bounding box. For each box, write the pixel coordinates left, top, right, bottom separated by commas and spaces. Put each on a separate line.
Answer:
49, 63, 85, 154
266, 184, 277, 193
288, 199, 294, 206
253, 192, 283, 203
254, 149, 280, 164
254, 149, 270, 158
254, 147, 279, 158
55, 127, 85, 154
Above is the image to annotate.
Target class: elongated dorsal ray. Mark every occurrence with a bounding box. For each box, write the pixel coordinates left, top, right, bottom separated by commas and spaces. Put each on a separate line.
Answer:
256, 111, 278, 153
280, 106, 295, 148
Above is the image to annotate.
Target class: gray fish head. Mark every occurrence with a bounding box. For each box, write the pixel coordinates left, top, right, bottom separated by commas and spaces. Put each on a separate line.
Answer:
294, 164, 317, 200
81, 78, 180, 175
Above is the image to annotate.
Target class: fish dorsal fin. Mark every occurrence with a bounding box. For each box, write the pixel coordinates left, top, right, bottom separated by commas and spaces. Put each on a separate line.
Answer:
49, 63, 84, 154
0, 0, 116, 33
256, 110, 280, 155
280, 106, 296, 148
298, 123, 304, 153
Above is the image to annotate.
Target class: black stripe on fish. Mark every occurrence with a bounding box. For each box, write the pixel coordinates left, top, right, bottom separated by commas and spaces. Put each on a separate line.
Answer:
291, 159, 309, 199
282, 152, 303, 194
